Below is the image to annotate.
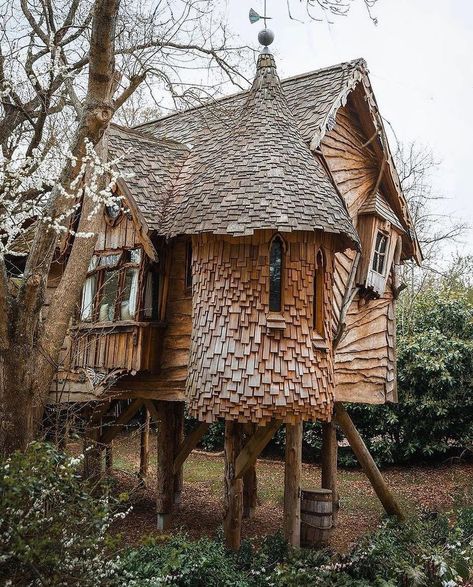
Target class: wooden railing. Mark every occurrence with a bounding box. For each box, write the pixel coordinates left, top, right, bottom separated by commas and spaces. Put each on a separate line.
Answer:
69, 321, 166, 373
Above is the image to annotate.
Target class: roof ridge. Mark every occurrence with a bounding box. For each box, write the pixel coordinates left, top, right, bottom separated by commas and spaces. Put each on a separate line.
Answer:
134, 57, 367, 131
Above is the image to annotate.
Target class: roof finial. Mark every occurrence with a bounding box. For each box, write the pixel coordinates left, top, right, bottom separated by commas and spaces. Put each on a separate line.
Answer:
249, 1, 274, 52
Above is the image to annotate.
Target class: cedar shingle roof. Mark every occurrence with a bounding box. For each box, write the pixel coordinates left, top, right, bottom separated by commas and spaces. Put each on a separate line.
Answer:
358, 192, 406, 233
139, 58, 365, 148
109, 125, 189, 232
165, 52, 359, 248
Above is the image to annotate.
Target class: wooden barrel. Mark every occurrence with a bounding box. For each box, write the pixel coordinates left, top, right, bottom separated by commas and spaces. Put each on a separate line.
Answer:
300, 488, 333, 547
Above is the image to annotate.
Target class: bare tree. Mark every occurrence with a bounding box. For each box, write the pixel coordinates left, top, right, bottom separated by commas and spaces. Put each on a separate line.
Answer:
0, 0, 250, 455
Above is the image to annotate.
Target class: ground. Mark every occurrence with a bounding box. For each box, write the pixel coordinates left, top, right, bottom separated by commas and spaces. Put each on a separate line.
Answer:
75, 430, 473, 553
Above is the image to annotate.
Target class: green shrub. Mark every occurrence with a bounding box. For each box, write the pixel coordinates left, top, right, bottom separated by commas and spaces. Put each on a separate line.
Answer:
0, 442, 127, 586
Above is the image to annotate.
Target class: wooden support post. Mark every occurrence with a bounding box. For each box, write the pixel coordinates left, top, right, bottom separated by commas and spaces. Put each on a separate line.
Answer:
334, 403, 404, 520
105, 442, 113, 473
235, 420, 281, 479
224, 421, 244, 550
99, 399, 143, 445
243, 424, 257, 519
139, 407, 150, 480
156, 401, 176, 530
173, 402, 185, 506
173, 422, 210, 474
283, 422, 302, 547
321, 421, 339, 526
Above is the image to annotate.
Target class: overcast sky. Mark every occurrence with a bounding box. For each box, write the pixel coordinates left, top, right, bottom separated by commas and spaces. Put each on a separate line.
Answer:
225, 0, 473, 256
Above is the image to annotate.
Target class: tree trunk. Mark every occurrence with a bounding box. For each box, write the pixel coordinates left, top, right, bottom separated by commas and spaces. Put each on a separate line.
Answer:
0, 0, 122, 455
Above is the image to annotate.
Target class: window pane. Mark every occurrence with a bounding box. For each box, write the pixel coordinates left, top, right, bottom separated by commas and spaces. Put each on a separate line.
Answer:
144, 271, 160, 320
120, 268, 139, 320
99, 270, 119, 321
269, 237, 283, 312
129, 248, 142, 264
185, 241, 192, 290
99, 253, 121, 268
372, 232, 389, 275
80, 275, 96, 321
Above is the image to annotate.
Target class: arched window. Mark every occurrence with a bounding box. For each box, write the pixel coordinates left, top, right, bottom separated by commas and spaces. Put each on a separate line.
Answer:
269, 236, 284, 312
313, 249, 325, 335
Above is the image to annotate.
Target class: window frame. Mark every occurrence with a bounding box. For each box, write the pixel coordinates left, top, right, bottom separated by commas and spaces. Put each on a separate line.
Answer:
371, 231, 390, 276
80, 247, 144, 323
268, 234, 285, 314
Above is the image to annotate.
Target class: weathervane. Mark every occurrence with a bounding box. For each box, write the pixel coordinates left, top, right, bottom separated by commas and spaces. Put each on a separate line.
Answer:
249, 1, 275, 51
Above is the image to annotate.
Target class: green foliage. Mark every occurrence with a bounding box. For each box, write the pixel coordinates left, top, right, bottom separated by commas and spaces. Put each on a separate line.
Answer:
114, 512, 473, 587
0, 442, 126, 586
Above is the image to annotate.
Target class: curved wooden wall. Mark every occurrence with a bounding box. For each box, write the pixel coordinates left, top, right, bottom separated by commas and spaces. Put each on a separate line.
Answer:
187, 231, 336, 424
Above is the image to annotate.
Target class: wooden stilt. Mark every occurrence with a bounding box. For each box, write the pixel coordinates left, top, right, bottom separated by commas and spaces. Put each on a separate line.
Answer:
283, 422, 302, 547
334, 403, 404, 520
224, 421, 244, 550
139, 407, 150, 480
243, 424, 257, 519
156, 401, 176, 530
321, 421, 339, 525
105, 442, 113, 473
84, 418, 104, 481
173, 402, 185, 506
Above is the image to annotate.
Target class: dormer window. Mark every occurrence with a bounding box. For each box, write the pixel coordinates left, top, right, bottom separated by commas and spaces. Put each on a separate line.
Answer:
269, 236, 284, 312
372, 231, 389, 275
80, 248, 142, 322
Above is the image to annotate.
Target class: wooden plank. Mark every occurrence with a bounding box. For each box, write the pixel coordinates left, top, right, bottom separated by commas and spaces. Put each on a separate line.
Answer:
173, 421, 210, 474
283, 422, 302, 547
334, 403, 404, 520
234, 420, 281, 479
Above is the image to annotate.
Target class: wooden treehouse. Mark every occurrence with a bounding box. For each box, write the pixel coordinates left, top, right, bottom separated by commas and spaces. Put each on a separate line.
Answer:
49, 48, 421, 548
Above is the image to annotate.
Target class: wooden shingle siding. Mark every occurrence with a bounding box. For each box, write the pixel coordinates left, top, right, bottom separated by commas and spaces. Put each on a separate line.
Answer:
323, 104, 398, 404
186, 231, 335, 424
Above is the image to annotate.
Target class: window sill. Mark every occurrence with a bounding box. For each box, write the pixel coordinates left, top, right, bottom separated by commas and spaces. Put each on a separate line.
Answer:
266, 313, 286, 330
71, 320, 166, 332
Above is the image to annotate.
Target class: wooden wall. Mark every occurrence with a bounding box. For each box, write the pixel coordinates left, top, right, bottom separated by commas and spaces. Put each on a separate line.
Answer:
322, 100, 398, 404
187, 231, 336, 424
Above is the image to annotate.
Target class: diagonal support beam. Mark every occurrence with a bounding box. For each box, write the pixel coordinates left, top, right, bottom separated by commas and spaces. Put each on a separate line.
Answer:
99, 399, 143, 445
173, 422, 210, 474
334, 402, 404, 521
235, 420, 281, 479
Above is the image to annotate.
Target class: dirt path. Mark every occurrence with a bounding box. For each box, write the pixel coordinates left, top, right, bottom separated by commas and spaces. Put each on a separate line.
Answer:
86, 431, 473, 552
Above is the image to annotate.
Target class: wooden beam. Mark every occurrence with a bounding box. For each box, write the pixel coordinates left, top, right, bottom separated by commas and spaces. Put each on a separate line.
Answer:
139, 407, 150, 480
321, 421, 339, 526
242, 424, 257, 519
156, 401, 176, 530
143, 399, 159, 423
283, 422, 302, 547
173, 402, 185, 506
99, 399, 143, 445
173, 421, 210, 474
234, 420, 281, 480
334, 403, 404, 520
224, 421, 244, 550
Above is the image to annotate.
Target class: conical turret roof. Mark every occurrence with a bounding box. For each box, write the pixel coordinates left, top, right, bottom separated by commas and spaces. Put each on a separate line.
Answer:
168, 52, 359, 250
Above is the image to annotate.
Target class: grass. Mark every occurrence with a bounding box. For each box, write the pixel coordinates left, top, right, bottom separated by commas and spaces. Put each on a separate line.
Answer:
103, 429, 473, 551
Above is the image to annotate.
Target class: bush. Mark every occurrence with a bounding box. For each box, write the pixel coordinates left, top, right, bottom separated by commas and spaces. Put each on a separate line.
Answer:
114, 512, 473, 586
0, 442, 127, 586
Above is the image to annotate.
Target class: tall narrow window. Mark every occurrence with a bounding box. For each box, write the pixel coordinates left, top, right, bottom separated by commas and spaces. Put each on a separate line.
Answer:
143, 270, 160, 320
372, 232, 389, 275
313, 249, 325, 335
185, 240, 193, 291
269, 236, 284, 312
